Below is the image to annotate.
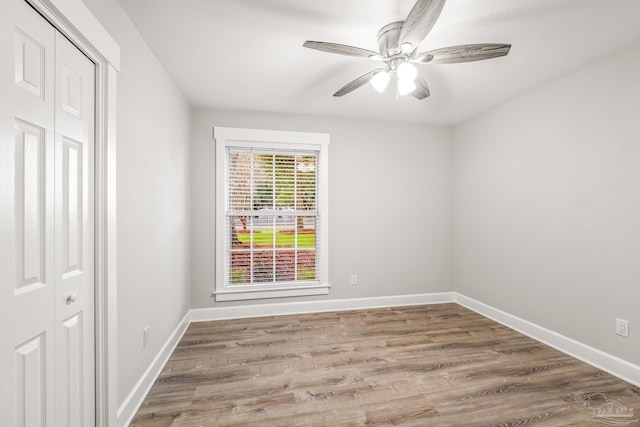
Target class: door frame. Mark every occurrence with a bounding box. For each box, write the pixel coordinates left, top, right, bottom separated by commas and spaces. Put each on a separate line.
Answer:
24, 0, 120, 425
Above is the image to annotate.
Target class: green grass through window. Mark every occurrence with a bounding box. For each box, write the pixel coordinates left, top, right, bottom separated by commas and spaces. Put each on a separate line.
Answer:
237, 228, 315, 248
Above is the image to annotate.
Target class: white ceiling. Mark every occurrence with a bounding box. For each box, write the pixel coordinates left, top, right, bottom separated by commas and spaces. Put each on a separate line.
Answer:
120, 0, 640, 126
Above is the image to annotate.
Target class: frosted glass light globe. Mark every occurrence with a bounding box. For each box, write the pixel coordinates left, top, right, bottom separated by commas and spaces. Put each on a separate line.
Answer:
370, 71, 390, 93
397, 78, 416, 96
397, 62, 417, 82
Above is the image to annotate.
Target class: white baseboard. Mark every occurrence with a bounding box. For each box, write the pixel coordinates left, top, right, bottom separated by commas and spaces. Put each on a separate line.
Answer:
454, 293, 640, 387
189, 292, 456, 322
117, 311, 191, 427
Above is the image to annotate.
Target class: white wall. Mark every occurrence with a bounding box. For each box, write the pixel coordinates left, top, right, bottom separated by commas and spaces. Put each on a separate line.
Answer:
80, 0, 192, 406
453, 43, 640, 365
191, 110, 453, 309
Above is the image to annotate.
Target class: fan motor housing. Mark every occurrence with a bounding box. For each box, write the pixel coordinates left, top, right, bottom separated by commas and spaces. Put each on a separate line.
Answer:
377, 21, 404, 56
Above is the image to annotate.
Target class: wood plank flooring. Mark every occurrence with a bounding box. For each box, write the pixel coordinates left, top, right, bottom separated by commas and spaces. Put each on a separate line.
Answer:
130, 304, 640, 426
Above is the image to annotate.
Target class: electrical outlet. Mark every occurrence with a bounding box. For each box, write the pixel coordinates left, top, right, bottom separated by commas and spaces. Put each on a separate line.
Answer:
143, 326, 150, 347
350, 274, 358, 285
616, 318, 629, 338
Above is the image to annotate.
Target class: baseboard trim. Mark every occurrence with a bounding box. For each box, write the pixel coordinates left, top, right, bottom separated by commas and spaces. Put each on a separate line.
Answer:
117, 311, 191, 427
190, 292, 456, 322
454, 293, 640, 387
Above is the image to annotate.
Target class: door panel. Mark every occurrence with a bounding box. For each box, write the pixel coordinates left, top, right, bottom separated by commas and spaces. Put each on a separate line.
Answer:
61, 64, 83, 119
15, 334, 46, 427
0, 2, 56, 425
14, 119, 46, 292
60, 313, 84, 427
62, 136, 84, 276
54, 30, 95, 427
14, 27, 46, 99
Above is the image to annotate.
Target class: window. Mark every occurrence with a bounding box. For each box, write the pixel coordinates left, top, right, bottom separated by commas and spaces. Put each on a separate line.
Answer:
214, 127, 330, 301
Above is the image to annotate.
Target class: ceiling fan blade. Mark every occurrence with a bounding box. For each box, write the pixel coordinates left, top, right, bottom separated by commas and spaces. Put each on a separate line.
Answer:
412, 75, 430, 100
304, 41, 383, 60
398, 0, 446, 51
333, 69, 385, 97
421, 43, 511, 64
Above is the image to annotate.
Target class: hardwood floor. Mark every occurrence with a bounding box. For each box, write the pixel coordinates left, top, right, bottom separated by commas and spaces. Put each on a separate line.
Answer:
130, 304, 640, 426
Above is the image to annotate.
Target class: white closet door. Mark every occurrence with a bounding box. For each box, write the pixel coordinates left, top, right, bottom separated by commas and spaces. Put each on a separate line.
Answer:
0, 1, 96, 426
0, 2, 56, 425
54, 31, 95, 427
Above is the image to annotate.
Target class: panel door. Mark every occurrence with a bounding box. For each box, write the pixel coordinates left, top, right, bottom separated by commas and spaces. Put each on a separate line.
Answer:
0, 1, 96, 426
54, 31, 95, 427
0, 2, 56, 425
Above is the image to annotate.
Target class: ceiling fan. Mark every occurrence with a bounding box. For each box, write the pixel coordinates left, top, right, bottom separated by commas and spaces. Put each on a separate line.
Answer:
303, 0, 511, 99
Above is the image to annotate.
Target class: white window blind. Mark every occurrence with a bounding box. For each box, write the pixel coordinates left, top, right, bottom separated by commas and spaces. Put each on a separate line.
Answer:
214, 127, 330, 301
225, 147, 320, 286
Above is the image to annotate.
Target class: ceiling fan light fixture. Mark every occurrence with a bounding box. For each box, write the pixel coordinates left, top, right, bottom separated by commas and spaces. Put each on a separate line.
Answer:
303, 0, 511, 100
397, 77, 416, 97
370, 71, 391, 93
397, 62, 418, 82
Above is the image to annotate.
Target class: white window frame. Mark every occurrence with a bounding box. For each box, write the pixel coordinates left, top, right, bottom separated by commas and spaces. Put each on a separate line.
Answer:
214, 127, 330, 301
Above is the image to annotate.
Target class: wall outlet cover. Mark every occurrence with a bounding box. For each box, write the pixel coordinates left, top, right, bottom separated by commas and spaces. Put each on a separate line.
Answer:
143, 327, 150, 347
616, 318, 629, 338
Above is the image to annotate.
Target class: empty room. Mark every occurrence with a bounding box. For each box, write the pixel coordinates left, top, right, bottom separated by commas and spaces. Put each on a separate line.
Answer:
1, 0, 639, 426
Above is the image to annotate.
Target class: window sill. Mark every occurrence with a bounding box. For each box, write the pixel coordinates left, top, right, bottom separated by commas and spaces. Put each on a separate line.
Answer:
213, 283, 330, 302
